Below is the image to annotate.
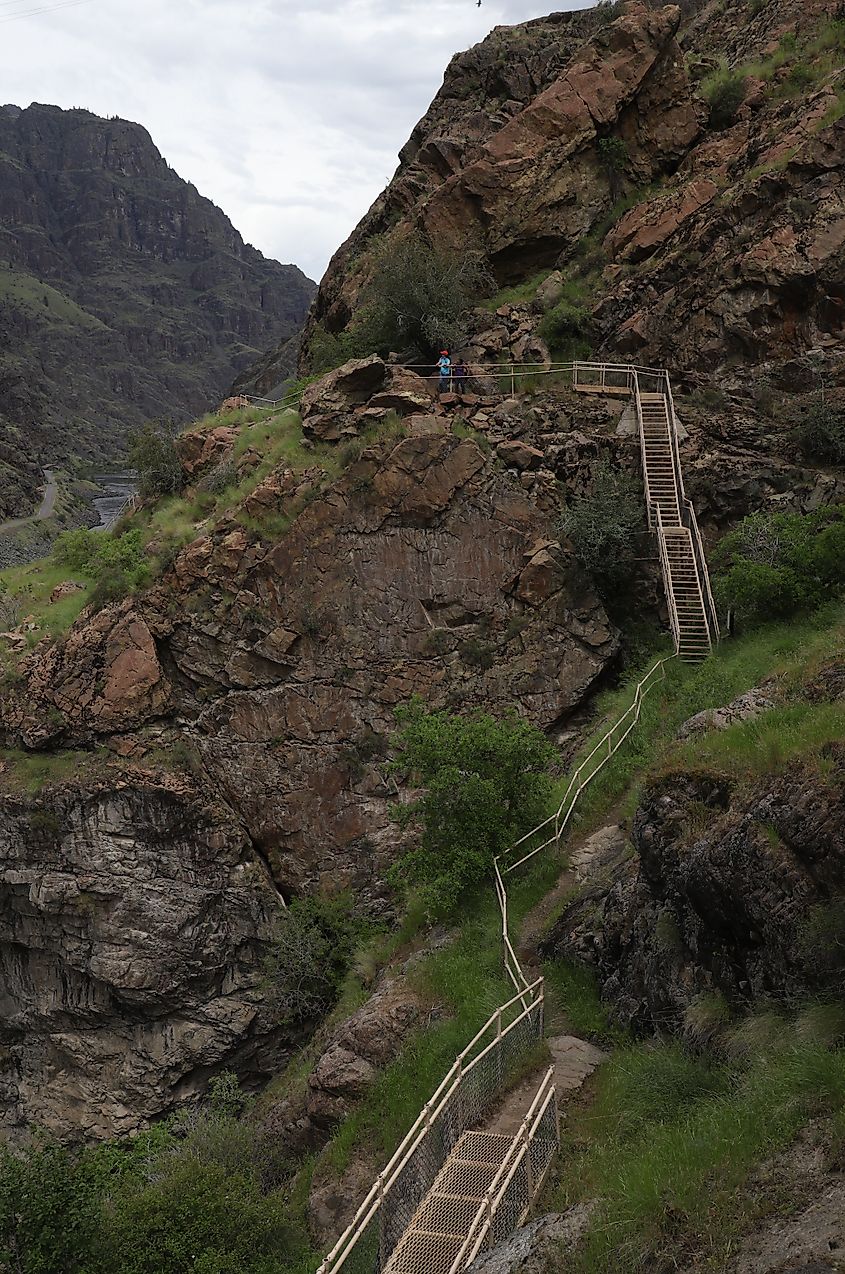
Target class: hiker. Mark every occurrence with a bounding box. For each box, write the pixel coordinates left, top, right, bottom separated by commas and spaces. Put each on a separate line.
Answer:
453, 358, 469, 396
436, 350, 452, 393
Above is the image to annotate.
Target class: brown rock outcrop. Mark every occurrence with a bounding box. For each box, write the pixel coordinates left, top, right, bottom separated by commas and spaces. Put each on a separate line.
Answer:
0, 771, 288, 1141
543, 743, 845, 1030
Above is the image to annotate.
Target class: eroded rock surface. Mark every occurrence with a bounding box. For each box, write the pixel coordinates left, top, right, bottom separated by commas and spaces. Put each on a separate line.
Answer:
0, 412, 620, 1137
543, 745, 845, 1029
0, 772, 287, 1141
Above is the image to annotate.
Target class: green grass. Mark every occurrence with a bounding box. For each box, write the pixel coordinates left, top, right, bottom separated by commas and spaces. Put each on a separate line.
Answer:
669, 699, 845, 780
541, 961, 629, 1047
0, 747, 108, 794
480, 270, 549, 312
554, 604, 845, 838
0, 559, 94, 656
0, 264, 106, 329
550, 1029, 845, 1272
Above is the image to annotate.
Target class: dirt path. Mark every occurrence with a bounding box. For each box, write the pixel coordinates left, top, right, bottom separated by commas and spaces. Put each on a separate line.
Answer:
0, 469, 58, 534
479, 821, 630, 1140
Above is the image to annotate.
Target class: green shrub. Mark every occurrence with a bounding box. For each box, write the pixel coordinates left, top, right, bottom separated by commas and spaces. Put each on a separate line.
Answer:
713, 506, 845, 624
356, 230, 494, 360
785, 60, 816, 89
703, 69, 748, 129
389, 701, 557, 916
559, 459, 644, 596
308, 323, 375, 375
128, 420, 184, 498
53, 527, 150, 604
537, 297, 591, 353
0, 1084, 313, 1274
799, 895, 845, 991
794, 396, 845, 463
0, 1140, 105, 1274
459, 636, 495, 669
264, 896, 362, 1024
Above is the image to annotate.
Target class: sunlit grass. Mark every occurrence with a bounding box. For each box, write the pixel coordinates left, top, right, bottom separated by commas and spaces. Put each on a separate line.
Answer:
550, 1030, 845, 1272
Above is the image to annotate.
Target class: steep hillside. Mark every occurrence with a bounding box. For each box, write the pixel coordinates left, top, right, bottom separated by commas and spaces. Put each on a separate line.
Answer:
290, 0, 844, 387
0, 103, 315, 507
0, 4, 844, 1272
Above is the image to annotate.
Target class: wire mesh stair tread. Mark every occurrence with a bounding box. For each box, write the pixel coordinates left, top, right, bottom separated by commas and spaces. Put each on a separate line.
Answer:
382, 1133, 519, 1274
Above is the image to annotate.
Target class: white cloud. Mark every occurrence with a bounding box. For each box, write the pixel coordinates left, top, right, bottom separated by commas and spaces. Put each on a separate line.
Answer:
3, 0, 583, 281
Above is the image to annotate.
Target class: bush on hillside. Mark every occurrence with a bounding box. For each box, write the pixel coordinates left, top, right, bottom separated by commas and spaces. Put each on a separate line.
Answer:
129, 420, 184, 498
597, 136, 628, 197
0, 1077, 310, 1274
703, 70, 748, 129
559, 460, 644, 596
358, 230, 494, 359
794, 396, 845, 463
538, 297, 591, 356
263, 895, 361, 1024
53, 527, 150, 603
390, 702, 557, 917
713, 506, 845, 623
307, 322, 376, 375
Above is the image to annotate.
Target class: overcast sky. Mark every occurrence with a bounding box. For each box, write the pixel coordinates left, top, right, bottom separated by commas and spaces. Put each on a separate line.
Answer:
2, 0, 583, 283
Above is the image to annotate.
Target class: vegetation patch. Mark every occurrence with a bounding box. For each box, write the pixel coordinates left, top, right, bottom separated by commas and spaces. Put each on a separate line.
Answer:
713, 506, 845, 625
550, 1023, 845, 1272
389, 700, 557, 917
0, 1074, 317, 1274
558, 460, 644, 601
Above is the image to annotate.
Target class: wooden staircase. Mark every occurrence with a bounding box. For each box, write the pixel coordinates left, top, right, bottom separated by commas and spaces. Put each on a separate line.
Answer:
638, 391, 714, 661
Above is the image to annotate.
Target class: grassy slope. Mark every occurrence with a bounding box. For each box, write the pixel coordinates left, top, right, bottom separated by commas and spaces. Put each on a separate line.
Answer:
295, 604, 845, 1270
538, 604, 845, 1271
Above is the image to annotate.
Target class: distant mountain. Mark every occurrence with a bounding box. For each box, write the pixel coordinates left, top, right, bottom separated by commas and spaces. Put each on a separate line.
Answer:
0, 103, 315, 512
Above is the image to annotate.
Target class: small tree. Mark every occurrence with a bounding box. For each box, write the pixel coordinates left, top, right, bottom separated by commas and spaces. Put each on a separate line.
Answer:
703, 69, 747, 130
597, 136, 628, 198
390, 703, 557, 917
794, 396, 845, 464
713, 506, 845, 623
360, 231, 494, 359
129, 420, 184, 499
263, 896, 359, 1024
559, 460, 644, 595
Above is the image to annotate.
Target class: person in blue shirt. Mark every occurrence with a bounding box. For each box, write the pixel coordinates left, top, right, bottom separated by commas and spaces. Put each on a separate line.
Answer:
437, 350, 451, 393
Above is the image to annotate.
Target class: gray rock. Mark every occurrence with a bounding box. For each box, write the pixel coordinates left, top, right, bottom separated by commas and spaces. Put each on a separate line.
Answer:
676, 687, 774, 739
468, 1204, 595, 1272
0, 777, 289, 1142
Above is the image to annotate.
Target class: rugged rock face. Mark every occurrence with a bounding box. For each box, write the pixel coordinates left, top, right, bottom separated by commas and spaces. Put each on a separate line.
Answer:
0, 377, 623, 1133
0, 103, 315, 483
543, 742, 845, 1030
287, 0, 844, 391
2, 423, 619, 900
0, 768, 288, 1141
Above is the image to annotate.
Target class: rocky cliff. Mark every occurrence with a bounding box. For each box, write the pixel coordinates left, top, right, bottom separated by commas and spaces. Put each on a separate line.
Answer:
0, 360, 622, 1137
2, 0, 844, 1161
290, 0, 844, 387
543, 668, 845, 1031
0, 767, 288, 1142
0, 103, 315, 508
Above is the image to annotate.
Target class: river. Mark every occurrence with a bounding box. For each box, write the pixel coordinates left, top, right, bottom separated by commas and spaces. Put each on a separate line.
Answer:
91, 472, 138, 530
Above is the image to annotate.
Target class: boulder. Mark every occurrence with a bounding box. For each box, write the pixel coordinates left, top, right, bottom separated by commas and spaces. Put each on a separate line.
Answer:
497, 440, 545, 470
218, 395, 250, 414
177, 425, 239, 480
533, 271, 565, 312
300, 356, 386, 419
676, 687, 775, 739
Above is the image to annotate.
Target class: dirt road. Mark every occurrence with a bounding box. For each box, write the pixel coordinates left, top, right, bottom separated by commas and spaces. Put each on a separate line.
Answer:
0, 469, 58, 535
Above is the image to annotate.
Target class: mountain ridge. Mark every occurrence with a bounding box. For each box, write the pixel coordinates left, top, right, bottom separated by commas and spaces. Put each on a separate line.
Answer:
0, 101, 316, 511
